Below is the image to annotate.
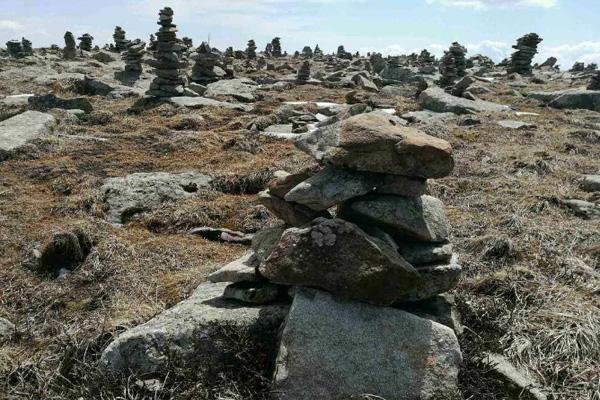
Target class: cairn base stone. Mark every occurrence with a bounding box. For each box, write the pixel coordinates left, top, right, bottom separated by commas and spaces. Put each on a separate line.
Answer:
272, 288, 462, 400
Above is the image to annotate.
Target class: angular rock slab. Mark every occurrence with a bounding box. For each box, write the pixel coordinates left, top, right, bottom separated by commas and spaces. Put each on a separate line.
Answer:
401, 257, 463, 302
340, 194, 450, 242
100, 282, 289, 376
272, 288, 462, 400
581, 175, 600, 192
528, 89, 600, 112
0, 111, 56, 152
419, 87, 510, 115
207, 252, 259, 283
167, 96, 253, 112
204, 78, 259, 103
260, 218, 421, 305
101, 171, 212, 224
258, 190, 330, 227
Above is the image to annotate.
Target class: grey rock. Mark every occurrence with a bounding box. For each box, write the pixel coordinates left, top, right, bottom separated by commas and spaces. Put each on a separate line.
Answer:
264, 124, 294, 134
92, 51, 117, 63
0, 111, 56, 153
398, 241, 453, 265
273, 288, 462, 400
561, 199, 600, 219
375, 174, 428, 197
340, 194, 450, 242
0, 94, 34, 106
268, 169, 314, 199
223, 281, 281, 304
207, 252, 259, 283
528, 89, 600, 111
0, 317, 16, 344
101, 172, 212, 224
497, 120, 537, 130
477, 353, 547, 400
188, 226, 253, 244
402, 110, 457, 124
252, 225, 286, 264
260, 218, 421, 305
258, 190, 330, 227
397, 293, 463, 335
581, 175, 600, 192
167, 96, 253, 112
204, 78, 258, 103
402, 257, 463, 301
419, 87, 510, 114
28, 93, 93, 113
100, 282, 289, 376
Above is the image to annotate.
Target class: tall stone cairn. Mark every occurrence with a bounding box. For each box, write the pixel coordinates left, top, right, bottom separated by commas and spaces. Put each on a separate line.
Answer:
314, 44, 323, 58
113, 26, 129, 52
246, 39, 257, 59
146, 7, 188, 97
123, 39, 146, 73
21, 38, 33, 56
301, 46, 313, 59
337, 45, 352, 60
77, 34, 93, 51
271, 37, 282, 57
570, 62, 585, 72
182, 37, 193, 49
265, 43, 273, 57
508, 33, 542, 75
190, 41, 220, 84
63, 32, 77, 60
5, 40, 23, 58
448, 42, 467, 77
297, 60, 310, 82
437, 43, 466, 87
417, 49, 435, 65
588, 71, 600, 90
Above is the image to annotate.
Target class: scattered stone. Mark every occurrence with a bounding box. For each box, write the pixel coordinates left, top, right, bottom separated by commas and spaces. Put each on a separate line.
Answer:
497, 120, 537, 130
0, 317, 15, 344
260, 218, 421, 305
63, 31, 77, 60
38, 229, 92, 275
528, 89, 600, 112
78, 33, 94, 51
207, 252, 259, 283
508, 33, 543, 75
402, 110, 457, 124
223, 281, 281, 304
188, 226, 253, 244
272, 288, 462, 400
101, 172, 212, 224
581, 175, 600, 192
420, 87, 510, 114
477, 353, 547, 400
0, 94, 34, 106
0, 111, 56, 153
100, 282, 289, 376
167, 96, 253, 112
92, 51, 116, 63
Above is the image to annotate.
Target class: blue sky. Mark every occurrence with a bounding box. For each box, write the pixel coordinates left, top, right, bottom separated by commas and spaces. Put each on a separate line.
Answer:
1, 0, 599, 68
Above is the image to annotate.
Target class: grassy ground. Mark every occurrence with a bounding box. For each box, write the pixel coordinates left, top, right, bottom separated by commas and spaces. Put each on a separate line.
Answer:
0, 59, 598, 399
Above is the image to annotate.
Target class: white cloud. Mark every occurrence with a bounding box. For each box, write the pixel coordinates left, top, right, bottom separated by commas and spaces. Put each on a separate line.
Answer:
0, 20, 24, 31
538, 41, 600, 69
425, 0, 557, 9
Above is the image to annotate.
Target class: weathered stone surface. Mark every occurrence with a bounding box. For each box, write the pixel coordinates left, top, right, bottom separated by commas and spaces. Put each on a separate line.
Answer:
167, 96, 253, 112
340, 194, 450, 242
100, 282, 289, 376
419, 87, 510, 115
268, 169, 314, 199
204, 78, 259, 103
398, 241, 453, 265
101, 172, 212, 223
397, 293, 463, 335
258, 190, 330, 226
207, 252, 259, 283
0, 94, 33, 106
0, 317, 15, 344
252, 226, 286, 264
295, 111, 454, 178
528, 89, 600, 111
561, 199, 600, 219
0, 111, 56, 152
273, 288, 462, 400
477, 353, 548, 400
260, 218, 421, 305
402, 110, 457, 124
581, 175, 600, 192
401, 258, 462, 301
497, 120, 536, 130
28, 94, 93, 113
223, 281, 281, 304
375, 174, 428, 197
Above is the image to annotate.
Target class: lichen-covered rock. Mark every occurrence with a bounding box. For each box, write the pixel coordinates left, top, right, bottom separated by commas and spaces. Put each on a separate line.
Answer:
0, 111, 56, 154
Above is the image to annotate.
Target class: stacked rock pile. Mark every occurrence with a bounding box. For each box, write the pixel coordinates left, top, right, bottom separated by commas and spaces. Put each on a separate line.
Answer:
336, 45, 352, 60
508, 33, 542, 75
113, 27, 129, 52
63, 32, 77, 60
418, 49, 435, 65
21, 38, 33, 56
246, 39, 257, 59
206, 110, 461, 399
449, 42, 467, 76
264, 43, 273, 57
122, 39, 146, 73
313, 44, 323, 58
296, 60, 310, 82
301, 46, 313, 58
190, 42, 220, 84
78, 34, 93, 51
369, 52, 386, 74
271, 37, 282, 57
148, 34, 157, 51
438, 43, 466, 87
146, 7, 188, 97
588, 71, 600, 90
6, 40, 24, 58
570, 62, 585, 72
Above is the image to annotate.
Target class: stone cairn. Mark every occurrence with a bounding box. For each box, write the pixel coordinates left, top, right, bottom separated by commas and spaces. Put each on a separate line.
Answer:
438, 42, 467, 88
570, 62, 585, 72
301, 46, 313, 58
246, 39, 257, 59
265, 43, 273, 57
63, 31, 77, 60
205, 110, 461, 398
21, 38, 33, 56
78, 34, 93, 51
313, 44, 323, 58
271, 37, 282, 57
508, 33, 542, 75
148, 34, 157, 51
336, 45, 352, 60
123, 39, 146, 73
588, 71, 600, 90
146, 7, 188, 97
6, 40, 24, 58
190, 42, 220, 84
113, 26, 129, 52
296, 60, 310, 82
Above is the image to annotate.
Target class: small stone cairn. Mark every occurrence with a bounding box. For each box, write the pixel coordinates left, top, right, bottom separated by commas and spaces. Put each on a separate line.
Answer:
246, 39, 257, 59
438, 42, 467, 87
336, 45, 352, 60
113, 26, 130, 52
21, 38, 33, 56
6, 40, 24, 58
313, 44, 323, 58
123, 39, 146, 73
370, 52, 386, 74
63, 31, 77, 60
265, 43, 273, 57
508, 33, 542, 75
296, 60, 310, 82
78, 34, 93, 51
271, 37, 282, 57
301, 46, 313, 58
146, 7, 188, 97
570, 62, 585, 72
190, 41, 220, 84
588, 71, 600, 90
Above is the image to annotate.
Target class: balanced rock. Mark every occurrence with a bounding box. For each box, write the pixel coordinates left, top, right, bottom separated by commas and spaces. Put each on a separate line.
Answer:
260, 218, 422, 305
508, 33, 542, 75
63, 31, 77, 60
190, 42, 220, 84
122, 39, 146, 73
246, 39, 257, 59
